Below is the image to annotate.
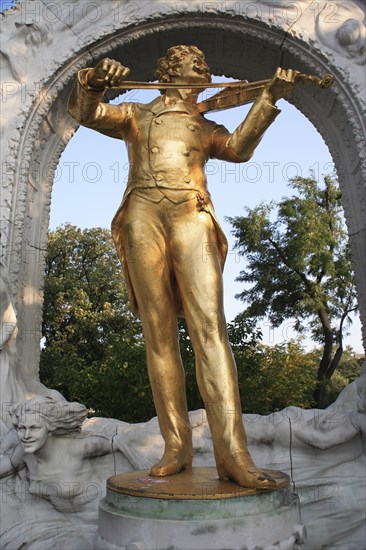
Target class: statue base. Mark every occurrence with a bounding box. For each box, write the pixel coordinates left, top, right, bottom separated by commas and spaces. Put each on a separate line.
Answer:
94, 467, 306, 550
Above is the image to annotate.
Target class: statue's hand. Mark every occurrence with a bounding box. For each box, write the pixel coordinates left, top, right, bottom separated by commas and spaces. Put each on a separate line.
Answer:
87, 58, 130, 89
263, 67, 301, 104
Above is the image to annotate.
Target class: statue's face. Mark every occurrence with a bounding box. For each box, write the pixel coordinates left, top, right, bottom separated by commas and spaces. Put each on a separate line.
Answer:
176, 53, 210, 83
17, 413, 49, 453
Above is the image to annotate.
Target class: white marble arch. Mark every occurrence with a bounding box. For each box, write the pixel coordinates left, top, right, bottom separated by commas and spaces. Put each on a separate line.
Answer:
0, 1, 365, 387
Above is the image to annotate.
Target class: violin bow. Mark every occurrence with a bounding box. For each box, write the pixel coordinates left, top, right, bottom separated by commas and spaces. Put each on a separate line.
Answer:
110, 72, 334, 113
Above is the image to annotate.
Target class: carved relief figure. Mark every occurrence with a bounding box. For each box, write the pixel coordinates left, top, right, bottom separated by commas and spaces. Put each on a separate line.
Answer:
0, 21, 52, 82
315, 2, 366, 65
0, 261, 65, 421
8, 396, 114, 513
0, 262, 24, 422
68, 45, 300, 489
335, 18, 366, 64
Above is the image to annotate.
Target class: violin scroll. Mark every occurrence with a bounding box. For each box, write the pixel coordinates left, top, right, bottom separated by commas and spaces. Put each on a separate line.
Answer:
300, 73, 334, 89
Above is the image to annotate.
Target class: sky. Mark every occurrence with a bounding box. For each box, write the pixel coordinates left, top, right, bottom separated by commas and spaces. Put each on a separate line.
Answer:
0, 0, 15, 10
49, 84, 363, 354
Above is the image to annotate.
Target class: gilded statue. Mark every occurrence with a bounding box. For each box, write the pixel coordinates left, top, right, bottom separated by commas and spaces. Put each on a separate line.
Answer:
68, 45, 316, 488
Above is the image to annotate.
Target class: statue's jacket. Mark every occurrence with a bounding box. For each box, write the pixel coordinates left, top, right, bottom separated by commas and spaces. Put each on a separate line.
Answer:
68, 69, 280, 315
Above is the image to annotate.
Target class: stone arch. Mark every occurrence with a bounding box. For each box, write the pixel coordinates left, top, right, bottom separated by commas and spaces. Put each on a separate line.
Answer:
1, 1, 364, 388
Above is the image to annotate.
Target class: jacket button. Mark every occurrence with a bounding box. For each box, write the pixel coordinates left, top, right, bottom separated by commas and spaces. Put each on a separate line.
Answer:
184, 175, 191, 183
187, 124, 195, 131
151, 146, 159, 153
155, 174, 163, 182
154, 118, 162, 124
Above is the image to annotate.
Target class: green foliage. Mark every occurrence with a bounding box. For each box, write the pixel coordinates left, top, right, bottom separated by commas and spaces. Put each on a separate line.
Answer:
40, 224, 154, 422
227, 313, 263, 353
227, 314, 317, 413
337, 346, 364, 381
237, 343, 318, 414
228, 176, 358, 407
179, 314, 318, 415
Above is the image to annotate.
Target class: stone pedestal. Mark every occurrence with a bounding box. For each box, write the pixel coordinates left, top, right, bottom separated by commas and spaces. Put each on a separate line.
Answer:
95, 467, 306, 550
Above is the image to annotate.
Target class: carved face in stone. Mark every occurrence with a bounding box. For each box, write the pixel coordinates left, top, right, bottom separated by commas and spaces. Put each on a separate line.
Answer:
16, 413, 49, 453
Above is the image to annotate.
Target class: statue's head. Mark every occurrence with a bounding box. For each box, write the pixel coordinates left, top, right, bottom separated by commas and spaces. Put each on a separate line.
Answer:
155, 45, 211, 90
9, 396, 87, 453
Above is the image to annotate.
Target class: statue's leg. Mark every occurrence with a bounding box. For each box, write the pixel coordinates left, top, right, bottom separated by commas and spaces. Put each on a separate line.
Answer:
168, 199, 275, 488
121, 195, 192, 476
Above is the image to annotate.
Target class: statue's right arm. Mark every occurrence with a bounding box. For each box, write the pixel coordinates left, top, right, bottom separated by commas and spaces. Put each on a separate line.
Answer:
67, 58, 132, 139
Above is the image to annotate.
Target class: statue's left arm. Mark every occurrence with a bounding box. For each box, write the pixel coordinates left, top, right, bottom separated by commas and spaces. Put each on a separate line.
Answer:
211, 68, 300, 162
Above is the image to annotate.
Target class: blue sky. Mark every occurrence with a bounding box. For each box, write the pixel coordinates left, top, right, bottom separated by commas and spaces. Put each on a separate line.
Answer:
0, 0, 15, 11
50, 86, 362, 353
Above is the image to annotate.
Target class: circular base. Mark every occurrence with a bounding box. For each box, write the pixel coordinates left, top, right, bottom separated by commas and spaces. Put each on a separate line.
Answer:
107, 466, 290, 500
96, 468, 305, 550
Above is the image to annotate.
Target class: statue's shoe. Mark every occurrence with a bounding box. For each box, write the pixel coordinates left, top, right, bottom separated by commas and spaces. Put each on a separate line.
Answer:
150, 450, 193, 477
217, 451, 276, 489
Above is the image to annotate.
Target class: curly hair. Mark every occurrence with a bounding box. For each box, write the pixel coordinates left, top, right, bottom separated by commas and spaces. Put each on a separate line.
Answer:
155, 45, 210, 85
9, 396, 87, 435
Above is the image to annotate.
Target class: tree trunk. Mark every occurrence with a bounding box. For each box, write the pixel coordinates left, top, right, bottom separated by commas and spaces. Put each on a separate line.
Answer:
326, 344, 343, 381
314, 305, 334, 408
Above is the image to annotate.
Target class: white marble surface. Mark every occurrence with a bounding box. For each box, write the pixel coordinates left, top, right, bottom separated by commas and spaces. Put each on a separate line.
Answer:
1, 374, 365, 549
0, 263, 26, 421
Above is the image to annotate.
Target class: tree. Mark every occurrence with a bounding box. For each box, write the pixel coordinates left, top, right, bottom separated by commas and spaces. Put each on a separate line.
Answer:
228, 176, 358, 407
227, 313, 317, 412
180, 313, 318, 414
40, 224, 154, 422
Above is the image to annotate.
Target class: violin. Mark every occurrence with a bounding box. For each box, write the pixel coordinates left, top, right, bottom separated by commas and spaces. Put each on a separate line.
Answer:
109, 73, 334, 113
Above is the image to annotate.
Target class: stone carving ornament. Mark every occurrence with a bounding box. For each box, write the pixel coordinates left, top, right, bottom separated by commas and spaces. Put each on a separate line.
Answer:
0, 20, 52, 82
0, 262, 24, 421
315, 1, 366, 64
1, 384, 364, 548
0, 395, 147, 549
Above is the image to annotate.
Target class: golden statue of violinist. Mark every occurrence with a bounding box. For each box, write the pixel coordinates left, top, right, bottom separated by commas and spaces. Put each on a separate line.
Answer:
68, 45, 332, 488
